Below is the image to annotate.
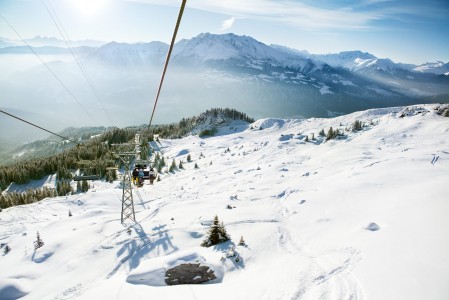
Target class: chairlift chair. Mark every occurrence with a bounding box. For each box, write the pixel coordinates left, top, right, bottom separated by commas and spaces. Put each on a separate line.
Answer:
73, 160, 100, 181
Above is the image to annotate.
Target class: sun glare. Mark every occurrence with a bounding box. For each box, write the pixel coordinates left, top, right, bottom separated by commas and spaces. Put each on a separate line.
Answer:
70, 0, 108, 17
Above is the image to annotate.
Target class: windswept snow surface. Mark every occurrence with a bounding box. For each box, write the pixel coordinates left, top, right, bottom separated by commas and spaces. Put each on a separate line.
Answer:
1, 105, 449, 300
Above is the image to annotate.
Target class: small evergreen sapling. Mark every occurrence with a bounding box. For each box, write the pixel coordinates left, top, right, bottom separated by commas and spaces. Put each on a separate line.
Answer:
326, 127, 339, 141
187, 154, 191, 162
169, 159, 176, 172
4, 244, 11, 254
238, 236, 246, 246
319, 129, 325, 137
34, 231, 44, 250
68, 209, 72, 217
352, 120, 363, 132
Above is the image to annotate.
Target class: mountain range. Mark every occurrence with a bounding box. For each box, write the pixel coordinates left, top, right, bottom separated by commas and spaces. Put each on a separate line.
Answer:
4, 33, 446, 74
1, 32, 448, 136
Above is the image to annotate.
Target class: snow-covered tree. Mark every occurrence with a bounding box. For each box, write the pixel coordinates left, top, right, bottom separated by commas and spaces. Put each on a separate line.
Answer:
169, 159, 176, 172
326, 127, 339, 141
34, 231, 44, 250
352, 120, 363, 132
201, 215, 230, 247
319, 128, 325, 137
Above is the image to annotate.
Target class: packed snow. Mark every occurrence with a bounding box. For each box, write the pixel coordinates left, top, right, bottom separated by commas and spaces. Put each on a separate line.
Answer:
1, 105, 449, 300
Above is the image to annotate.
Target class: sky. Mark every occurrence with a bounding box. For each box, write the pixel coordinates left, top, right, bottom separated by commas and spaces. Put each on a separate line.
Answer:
0, 0, 448, 64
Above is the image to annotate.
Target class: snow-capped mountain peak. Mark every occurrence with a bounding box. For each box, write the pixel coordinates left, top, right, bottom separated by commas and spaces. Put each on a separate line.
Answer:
413, 61, 449, 74
173, 32, 282, 62
311, 50, 378, 71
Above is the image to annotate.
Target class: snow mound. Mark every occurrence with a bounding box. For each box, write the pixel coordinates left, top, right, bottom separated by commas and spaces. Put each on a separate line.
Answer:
252, 118, 301, 130
32, 250, 54, 263
126, 249, 224, 286
398, 106, 430, 118
366, 223, 380, 231
0, 278, 30, 300
176, 149, 189, 157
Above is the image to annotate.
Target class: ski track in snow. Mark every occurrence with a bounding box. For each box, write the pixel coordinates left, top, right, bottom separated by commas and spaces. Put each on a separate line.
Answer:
273, 186, 364, 300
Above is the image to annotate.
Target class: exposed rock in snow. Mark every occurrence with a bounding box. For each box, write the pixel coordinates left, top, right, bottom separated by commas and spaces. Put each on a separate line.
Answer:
165, 263, 216, 285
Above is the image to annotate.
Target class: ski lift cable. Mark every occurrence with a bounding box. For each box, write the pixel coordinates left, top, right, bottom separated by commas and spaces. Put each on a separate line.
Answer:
148, 0, 187, 128
0, 109, 78, 144
0, 14, 98, 125
43, 0, 116, 128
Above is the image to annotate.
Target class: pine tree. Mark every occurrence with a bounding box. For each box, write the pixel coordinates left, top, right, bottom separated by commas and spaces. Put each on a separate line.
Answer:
319, 129, 325, 137
352, 120, 363, 132
305, 135, 309, 142
194, 163, 199, 169
187, 154, 191, 162
201, 215, 230, 247
34, 231, 44, 250
4, 244, 11, 254
238, 236, 246, 246
169, 159, 176, 172
326, 127, 338, 141
68, 209, 72, 217
76, 181, 81, 193
178, 160, 183, 169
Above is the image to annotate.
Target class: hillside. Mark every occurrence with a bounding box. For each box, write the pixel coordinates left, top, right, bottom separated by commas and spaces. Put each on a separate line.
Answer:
0, 104, 448, 300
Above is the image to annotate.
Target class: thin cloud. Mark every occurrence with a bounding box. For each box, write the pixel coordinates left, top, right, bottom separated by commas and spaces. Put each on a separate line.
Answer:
126, 0, 448, 30
220, 17, 235, 30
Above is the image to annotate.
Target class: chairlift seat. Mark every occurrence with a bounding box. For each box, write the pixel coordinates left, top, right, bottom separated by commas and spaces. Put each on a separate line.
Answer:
73, 175, 100, 181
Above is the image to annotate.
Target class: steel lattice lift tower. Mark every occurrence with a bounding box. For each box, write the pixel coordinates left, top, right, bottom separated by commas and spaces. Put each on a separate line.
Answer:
112, 134, 141, 224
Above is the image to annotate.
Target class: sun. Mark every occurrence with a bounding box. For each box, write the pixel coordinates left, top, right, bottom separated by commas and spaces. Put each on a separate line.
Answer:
70, 0, 108, 17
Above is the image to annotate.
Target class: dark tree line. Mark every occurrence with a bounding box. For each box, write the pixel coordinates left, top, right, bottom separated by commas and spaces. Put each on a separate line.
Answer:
0, 187, 56, 209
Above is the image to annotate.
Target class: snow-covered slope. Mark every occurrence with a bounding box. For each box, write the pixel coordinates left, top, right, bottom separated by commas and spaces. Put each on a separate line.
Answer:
1, 104, 448, 300
413, 61, 449, 74
312, 51, 419, 76
89, 41, 168, 66
311, 51, 377, 71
